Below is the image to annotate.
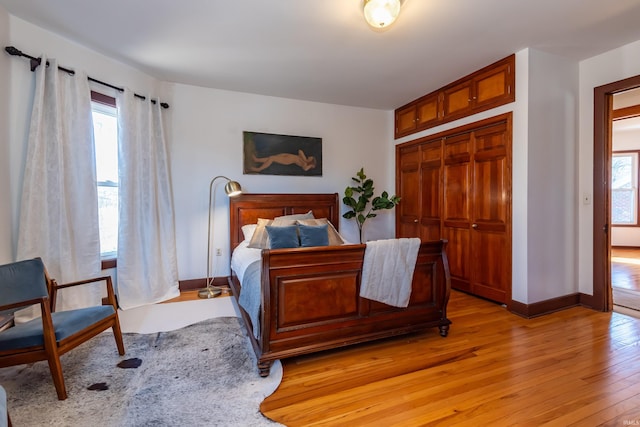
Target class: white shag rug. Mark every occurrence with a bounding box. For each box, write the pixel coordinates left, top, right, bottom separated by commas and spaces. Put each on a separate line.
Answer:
0, 317, 283, 426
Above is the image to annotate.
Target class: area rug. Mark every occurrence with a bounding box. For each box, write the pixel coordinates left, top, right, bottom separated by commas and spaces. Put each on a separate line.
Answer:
0, 317, 283, 426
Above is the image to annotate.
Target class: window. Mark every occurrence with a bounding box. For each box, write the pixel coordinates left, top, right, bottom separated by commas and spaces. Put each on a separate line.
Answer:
612, 152, 638, 225
91, 93, 118, 257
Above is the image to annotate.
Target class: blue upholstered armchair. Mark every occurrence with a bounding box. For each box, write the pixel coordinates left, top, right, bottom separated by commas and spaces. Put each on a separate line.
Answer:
0, 258, 125, 400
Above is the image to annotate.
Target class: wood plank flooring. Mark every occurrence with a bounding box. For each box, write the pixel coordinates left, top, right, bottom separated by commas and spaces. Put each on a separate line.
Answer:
261, 290, 640, 426
612, 247, 640, 292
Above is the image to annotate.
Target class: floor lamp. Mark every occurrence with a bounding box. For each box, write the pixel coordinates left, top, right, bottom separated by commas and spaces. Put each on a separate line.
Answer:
198, 175, 243, 299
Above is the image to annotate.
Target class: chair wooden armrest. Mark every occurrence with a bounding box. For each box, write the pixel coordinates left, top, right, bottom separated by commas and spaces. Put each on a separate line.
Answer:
50, 276, 118, 311
0, 297, 48, 313
54, 276, 114, 289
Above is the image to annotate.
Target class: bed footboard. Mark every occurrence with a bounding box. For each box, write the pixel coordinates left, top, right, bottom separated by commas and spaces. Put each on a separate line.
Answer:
230, 240, 451, 377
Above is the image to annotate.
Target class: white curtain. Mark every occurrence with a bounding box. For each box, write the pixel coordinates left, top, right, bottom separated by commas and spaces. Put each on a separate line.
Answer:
116, 89, 179, 309
16, 57, 102, 315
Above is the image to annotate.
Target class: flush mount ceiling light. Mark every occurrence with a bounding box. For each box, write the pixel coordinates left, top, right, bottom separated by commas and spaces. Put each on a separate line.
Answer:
363, 0, 402, 29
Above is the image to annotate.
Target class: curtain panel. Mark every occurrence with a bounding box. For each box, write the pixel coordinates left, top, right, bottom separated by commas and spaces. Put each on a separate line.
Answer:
116, 90, 179, 309
16, 57, 102, 315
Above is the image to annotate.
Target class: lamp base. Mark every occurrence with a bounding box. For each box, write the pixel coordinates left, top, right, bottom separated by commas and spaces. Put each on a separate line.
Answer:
197, 286, 222, 299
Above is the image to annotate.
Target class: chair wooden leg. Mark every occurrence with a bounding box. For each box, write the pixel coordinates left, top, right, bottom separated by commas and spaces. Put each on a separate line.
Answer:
46, 355, 67, 400
112, 319, 125, 356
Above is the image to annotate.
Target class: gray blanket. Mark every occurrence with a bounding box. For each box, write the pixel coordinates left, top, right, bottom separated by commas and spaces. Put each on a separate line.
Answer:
238, 260, 262, 339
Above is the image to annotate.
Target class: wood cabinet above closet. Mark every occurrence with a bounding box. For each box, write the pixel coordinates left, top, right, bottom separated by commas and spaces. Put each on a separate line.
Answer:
395, 54, 515, 139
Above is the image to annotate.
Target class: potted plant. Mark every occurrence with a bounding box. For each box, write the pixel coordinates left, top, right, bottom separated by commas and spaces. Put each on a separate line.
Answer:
342, 168, 400, 243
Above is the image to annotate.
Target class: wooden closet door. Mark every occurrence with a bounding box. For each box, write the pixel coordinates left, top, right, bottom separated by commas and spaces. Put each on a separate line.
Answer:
396, 145, 421, 238
396, 113, 512, 305
442, 133, 472, 293
419, 140, 442, 241
470, 122, 511, 303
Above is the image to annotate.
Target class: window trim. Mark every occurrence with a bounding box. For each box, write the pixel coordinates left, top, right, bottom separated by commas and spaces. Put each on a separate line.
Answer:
612, 150, 640, 227
91, 91, 116, 108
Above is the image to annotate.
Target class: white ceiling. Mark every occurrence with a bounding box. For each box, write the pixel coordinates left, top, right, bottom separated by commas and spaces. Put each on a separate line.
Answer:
3, 0, 640, 110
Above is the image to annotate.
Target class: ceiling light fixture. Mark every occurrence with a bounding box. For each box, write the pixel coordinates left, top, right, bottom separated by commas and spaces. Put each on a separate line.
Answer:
363, 0, 402, 29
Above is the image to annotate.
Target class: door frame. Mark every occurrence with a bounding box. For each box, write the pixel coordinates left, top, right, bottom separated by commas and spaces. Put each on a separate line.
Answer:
593, 74, 640, 311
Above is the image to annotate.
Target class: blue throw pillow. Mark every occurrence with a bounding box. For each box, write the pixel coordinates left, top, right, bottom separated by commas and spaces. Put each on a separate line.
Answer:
265, 225, 300, 249
298, 223, 329, 247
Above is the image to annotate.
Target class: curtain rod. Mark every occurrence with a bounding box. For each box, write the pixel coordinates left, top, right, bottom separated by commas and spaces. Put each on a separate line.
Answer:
4, 46, 169, 109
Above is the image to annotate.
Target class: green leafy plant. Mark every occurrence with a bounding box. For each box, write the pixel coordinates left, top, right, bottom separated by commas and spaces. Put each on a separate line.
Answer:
342, 168, 400, 243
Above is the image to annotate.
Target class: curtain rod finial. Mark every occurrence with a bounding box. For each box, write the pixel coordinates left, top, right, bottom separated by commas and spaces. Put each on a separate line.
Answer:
5, 46, 23, 56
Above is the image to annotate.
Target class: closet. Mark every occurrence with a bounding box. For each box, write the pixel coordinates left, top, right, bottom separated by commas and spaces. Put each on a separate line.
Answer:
396, 113, 512, 304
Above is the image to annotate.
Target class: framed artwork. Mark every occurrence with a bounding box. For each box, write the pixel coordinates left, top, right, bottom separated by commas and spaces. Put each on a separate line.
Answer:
243, 131, 322, 176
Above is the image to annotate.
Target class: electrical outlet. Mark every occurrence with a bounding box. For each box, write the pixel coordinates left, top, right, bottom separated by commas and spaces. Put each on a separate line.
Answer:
216, 248, 222, 256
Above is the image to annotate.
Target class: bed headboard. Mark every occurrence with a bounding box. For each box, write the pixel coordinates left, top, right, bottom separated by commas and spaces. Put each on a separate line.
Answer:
229, 193, 340, 251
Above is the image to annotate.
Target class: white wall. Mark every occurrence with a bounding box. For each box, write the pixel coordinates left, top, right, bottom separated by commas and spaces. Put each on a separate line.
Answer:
578, 39, 640, 295
0, 6, 11, 263
2, 13, 394, 282
526, 49, 579, 302
167, 83, 391, 279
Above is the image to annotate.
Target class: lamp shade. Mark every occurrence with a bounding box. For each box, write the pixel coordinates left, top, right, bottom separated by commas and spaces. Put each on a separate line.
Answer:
363, 0, 401, 29
224, 180, 242, 197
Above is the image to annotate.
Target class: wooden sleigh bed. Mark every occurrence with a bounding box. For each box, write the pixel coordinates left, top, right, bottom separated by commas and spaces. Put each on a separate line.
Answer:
227, 193, 452, 376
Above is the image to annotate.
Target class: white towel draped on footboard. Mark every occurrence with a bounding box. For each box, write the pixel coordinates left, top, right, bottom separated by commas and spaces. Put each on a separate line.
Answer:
360, 238, 421, 307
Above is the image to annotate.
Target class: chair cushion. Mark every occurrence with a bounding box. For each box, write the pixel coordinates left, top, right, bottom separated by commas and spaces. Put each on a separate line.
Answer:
0, 305, 115, 351
0, 258, 48, 308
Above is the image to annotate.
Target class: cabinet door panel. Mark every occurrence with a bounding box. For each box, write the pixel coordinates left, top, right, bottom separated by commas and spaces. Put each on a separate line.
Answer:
443, 163, 469, 222
419, 140, 442, 240
473, 61, 513, 110
416, 93, 441, 130
443, 82, 472, 118
473, 124, 509, 226
420, 160, 441, 240
443, 226, 471, 291
443, 134, 471, 222
395, 105, 417, 138
396, 146, 420, 237
472, 231, 508, 302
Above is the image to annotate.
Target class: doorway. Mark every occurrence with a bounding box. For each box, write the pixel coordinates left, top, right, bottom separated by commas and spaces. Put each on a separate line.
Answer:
594, 75, 640, 312
610, 89, 640, 314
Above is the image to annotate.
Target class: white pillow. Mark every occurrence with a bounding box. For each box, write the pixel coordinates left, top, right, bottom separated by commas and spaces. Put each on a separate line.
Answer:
274, 210, 314, 221
241, 223, 257, 242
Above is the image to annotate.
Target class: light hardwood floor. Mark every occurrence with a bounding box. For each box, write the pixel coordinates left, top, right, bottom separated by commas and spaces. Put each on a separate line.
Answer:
261, 290, 640, 426
612, 247, 640, 292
